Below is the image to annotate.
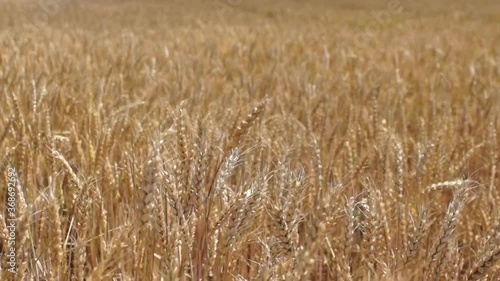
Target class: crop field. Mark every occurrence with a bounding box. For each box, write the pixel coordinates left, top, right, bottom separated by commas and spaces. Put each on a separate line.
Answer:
0, 0, 499, 280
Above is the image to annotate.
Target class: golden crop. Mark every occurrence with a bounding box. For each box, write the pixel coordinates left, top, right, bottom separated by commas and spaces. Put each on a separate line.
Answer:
0, 0, 499, 280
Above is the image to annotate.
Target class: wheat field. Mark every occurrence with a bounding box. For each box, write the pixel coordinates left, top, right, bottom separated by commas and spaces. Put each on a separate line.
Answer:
0, 0, 499, 280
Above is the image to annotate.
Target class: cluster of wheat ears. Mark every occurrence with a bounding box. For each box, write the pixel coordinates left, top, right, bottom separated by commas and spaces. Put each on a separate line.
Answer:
0, 0, 499, 280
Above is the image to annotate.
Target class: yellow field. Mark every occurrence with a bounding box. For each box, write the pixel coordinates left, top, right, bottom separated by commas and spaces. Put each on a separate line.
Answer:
0, 0, 499, 280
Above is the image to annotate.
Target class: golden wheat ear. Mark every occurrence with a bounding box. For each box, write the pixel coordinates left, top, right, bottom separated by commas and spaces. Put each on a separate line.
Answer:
225, 99, 268, 153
